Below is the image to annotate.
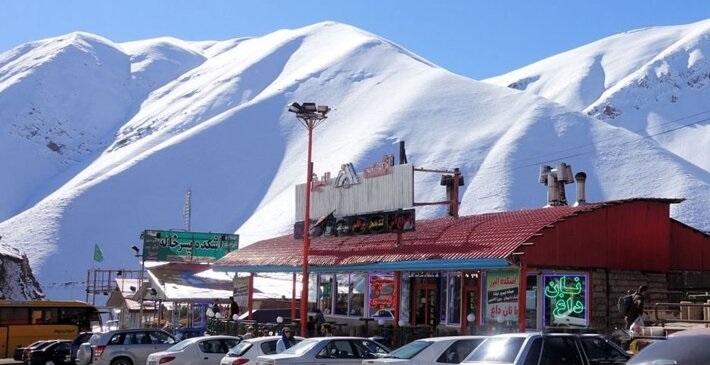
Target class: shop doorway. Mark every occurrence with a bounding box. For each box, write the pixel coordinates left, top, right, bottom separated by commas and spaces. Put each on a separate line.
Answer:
412, 280, 438, 327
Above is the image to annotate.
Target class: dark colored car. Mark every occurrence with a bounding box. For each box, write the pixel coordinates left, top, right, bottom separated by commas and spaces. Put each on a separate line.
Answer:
29, 340, 72, 365
22, 341, 58, 365
626, 335, 710, 365
71, 332, 93, 363
462, 331, 629, 365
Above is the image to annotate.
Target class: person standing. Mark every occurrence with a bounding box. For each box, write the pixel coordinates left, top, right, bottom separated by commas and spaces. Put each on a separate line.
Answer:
313, 309, 326, 336
212, 299, 222, 316
626, 285, 648, 334
276, 328, 296, 353
320, 323, 333, 337
229, 296, 240, 320
242, 326, 255, 339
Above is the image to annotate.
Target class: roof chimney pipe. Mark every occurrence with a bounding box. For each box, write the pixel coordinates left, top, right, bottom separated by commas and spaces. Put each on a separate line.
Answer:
574, 172, 587, 206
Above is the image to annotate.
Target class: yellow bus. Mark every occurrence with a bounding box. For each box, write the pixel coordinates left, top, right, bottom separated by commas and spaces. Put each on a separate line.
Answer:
0, 300, 102, 358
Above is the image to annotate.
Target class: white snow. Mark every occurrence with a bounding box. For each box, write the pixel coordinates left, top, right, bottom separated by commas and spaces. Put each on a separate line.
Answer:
0, 21, 709, 300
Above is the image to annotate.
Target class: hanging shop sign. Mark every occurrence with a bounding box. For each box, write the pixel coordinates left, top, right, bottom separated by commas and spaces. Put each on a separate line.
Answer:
141, 230, 239, 263
293, 209, 415, 239
543, 273, 588, 327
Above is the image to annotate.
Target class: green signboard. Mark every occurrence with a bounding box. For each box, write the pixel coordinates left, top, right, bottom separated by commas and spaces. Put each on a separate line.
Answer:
141, 230, 239, 263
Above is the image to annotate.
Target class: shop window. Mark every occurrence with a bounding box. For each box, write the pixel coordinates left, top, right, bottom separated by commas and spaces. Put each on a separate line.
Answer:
319, 274, 334, 314
350, 273, 366, 316
447, 274, 461, 325
368, 273, 395, 317
542, 273, 588, 328
526, 274, 538, 329
400, 274, 411, 323
335, 274, 349, 315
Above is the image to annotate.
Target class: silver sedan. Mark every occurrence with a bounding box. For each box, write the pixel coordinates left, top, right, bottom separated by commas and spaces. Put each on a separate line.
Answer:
255, 337, 390, 365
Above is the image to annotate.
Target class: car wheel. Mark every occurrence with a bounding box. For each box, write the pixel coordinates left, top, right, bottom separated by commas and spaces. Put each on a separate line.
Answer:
110, 357, 133, 365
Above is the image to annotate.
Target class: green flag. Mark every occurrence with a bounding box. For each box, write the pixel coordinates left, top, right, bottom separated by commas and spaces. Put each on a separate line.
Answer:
93, 244, 104, 262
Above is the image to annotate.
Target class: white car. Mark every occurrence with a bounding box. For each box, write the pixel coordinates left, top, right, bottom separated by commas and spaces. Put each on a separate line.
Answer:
220, 336, 305, 365
363, 336, 487, 365
146, 335, 240, 365
255, 336, 390, 365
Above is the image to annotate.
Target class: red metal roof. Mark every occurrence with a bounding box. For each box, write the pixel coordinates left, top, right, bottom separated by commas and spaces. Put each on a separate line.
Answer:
216, 204, 567, 270
213, 198, 683, 272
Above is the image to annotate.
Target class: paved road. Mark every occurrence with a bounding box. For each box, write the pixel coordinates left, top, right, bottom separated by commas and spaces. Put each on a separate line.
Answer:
0, 359, 21, 365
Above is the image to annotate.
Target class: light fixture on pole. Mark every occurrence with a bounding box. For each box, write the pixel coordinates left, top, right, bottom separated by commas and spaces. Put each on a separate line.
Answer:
288, 102, 330, 338
131, 245, 145, 328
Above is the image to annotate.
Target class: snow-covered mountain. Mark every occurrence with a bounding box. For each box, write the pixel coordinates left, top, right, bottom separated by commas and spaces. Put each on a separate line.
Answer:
1, 21, 709, 300
484, 19, 710, 174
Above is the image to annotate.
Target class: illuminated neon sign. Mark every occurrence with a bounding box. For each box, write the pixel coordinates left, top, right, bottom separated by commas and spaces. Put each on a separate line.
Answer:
543, 274, 588, 326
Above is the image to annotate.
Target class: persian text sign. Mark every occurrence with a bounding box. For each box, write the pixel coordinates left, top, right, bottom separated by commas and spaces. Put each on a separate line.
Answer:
543, 274, 588, 327
293, 209, 415, 239
142, 230, 239, 263
485, 270, 519, 322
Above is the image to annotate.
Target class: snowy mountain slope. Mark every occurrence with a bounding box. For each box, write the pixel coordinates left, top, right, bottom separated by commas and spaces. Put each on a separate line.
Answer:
0, 21, 709, 299
484, 19, 710, 172
0, 33, 211, 223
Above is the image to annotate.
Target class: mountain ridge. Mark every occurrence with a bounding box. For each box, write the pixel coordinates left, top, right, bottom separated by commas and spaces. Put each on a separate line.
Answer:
0, 21, 709, 300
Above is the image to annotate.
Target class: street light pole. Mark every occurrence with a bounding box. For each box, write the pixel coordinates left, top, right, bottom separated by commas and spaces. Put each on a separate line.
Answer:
132, 245, 145, 328
288, 102, 330, 338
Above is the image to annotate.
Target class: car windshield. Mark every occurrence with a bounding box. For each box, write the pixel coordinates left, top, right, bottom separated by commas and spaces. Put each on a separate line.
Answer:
464, 337, 525, 363
627, 337, 710, 364
228, 341, 252, 356
282, 338, 319, 355
386, 340, 432, 359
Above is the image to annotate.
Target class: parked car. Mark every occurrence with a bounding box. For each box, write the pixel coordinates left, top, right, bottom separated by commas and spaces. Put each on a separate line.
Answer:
146, 335, 240, 365
28, 340, 72, 365
626, 334, 710, 365
71, 332, 93, 363
23, 340, 59, 365
220, 336, 305, 365
76, 329, 178, 365
461, 331, 629, 365
364, 336, 487, 365
15, 340, 42, 361
255, 336, 390, 365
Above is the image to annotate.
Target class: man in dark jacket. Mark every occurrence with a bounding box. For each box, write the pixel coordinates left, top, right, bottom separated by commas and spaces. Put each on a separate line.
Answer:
625, 285, 648, 332
229, 296, 240, 320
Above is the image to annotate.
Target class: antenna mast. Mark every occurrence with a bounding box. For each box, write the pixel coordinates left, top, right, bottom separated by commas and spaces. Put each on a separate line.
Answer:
184, 188, 192, 231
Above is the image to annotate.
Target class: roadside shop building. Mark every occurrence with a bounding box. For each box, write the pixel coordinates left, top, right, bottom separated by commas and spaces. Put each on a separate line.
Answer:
214, 196, 710, 335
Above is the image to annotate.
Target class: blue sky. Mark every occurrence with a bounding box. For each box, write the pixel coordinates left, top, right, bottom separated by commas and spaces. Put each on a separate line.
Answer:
3, 1, 710, 79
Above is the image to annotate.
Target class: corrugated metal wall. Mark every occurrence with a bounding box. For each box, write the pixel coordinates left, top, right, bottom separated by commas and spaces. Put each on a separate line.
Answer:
670, 221, 710, 270
522, 201, 672, 271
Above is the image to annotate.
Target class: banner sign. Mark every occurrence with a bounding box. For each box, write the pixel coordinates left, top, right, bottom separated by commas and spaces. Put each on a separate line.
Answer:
485, 270, 519, 322
141, 230, 239, 263
293, 209, 415, 239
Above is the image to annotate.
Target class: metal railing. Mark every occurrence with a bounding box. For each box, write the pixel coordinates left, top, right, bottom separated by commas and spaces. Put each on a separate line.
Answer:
651, 302, 710, 326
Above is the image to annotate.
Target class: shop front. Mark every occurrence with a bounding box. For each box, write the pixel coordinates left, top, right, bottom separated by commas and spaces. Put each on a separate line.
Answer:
214, 198, 710, 336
